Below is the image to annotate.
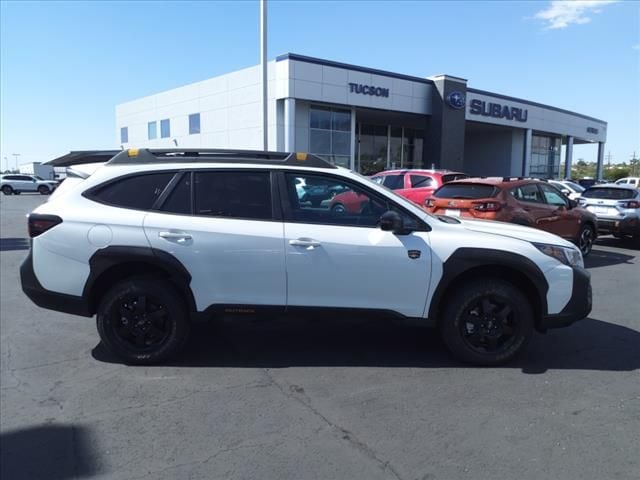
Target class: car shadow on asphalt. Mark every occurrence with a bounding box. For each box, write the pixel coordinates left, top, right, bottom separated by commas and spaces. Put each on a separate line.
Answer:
585, 248, 635, 269
594, 236, 640, 251
0, 424, 101, 480
92, 316, 640, 373
0, 237, 30, 252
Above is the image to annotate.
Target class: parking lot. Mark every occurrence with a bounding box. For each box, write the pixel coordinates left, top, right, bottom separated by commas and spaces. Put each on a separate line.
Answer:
1, 194, 638, 480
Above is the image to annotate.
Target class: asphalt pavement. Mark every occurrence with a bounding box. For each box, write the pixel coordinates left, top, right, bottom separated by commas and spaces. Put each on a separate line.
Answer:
1, 194, 638, 480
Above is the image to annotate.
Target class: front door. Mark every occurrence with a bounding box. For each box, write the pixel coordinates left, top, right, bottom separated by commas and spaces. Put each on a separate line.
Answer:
280, 171, 431, 318
537, 183, 578, 240
143, 170, 286, 311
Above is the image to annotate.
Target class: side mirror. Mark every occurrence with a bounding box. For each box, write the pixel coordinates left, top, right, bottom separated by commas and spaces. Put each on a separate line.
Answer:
379, 210, 404, 233
568, 199, 578, 209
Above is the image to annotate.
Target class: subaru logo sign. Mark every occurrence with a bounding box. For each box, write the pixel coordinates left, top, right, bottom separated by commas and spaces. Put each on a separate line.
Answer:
446, 91, 466, 110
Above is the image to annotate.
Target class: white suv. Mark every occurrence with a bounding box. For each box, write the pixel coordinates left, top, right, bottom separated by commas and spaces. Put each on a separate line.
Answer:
21, 149, 592, 365
1, 174, 58, 195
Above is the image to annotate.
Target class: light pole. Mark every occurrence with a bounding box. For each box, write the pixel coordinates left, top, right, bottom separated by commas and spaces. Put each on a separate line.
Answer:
12, 153, 20, 172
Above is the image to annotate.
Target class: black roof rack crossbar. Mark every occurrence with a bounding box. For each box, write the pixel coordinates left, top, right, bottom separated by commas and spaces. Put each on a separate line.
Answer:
106, 148, 337, 169
45, 150, 122, 167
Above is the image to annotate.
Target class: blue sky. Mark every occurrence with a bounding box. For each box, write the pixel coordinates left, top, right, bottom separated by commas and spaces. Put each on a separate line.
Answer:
1, 0, 638, 171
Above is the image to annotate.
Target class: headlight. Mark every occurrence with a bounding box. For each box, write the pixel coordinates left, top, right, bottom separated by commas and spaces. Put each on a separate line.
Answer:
533, 243, 584, 268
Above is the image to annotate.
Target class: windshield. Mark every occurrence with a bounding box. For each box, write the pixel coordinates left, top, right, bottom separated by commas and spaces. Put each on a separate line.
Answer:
563, 181, 585, 193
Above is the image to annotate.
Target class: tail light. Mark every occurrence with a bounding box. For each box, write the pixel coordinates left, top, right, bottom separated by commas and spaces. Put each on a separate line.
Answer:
618, 200, 640, 209
472, 202, 502, 212
425, 198, 435, 208
28, 214, 62, 238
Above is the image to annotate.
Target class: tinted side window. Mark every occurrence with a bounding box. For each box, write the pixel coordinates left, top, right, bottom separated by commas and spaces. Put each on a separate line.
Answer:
162, 174, 192, 214
410, 175, 434, 188
382, 174, 404, 190
194, 171, 272, 220
284, 173, 420, 230
91, 173, 175, 210
510, 184, 543, 203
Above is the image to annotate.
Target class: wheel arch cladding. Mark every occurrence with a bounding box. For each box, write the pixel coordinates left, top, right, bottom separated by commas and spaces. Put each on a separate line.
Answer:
428, 248, 549, 329
84, 246, 196, 316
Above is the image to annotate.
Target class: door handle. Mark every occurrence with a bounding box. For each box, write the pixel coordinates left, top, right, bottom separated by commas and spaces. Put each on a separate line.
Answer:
289, 238, 321, 248
159, 231, 192, 243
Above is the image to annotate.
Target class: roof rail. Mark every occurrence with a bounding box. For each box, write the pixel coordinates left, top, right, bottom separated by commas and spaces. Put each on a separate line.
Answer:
45, 150, 121, 167
106, 148, 337, 169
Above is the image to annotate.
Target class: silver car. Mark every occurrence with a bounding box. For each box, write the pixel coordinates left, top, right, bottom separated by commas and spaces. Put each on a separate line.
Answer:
0, 174, 58, 195
579, 184, 640, 240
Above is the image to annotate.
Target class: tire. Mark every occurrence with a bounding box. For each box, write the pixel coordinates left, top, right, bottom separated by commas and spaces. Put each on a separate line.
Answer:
96, 277, 190, 365
440, 279, 533, 366
1, 185, 13, 195
331, 203, 346, 214
38, 185, 50, 195
576, 224, 594, 257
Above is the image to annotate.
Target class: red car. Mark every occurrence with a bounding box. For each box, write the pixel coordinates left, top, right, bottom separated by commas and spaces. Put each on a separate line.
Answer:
329, 169, 468, 213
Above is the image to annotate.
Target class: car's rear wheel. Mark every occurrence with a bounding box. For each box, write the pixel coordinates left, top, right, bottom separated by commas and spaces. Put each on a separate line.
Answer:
331, 203, 346, 214
577, 224, 595, 257
440, 279, 533, 366
37, 185, 50, 195
96, 277, 190, 365
1, 185, 13, 195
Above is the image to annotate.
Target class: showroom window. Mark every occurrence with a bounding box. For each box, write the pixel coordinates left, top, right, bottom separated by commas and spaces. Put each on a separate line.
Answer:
148, 121, 157, 140
189, 113, 200, 135
120, 127, 128, 144
309, 106, 351, 168
160, 119, 171, 138
530, 135, 560, 178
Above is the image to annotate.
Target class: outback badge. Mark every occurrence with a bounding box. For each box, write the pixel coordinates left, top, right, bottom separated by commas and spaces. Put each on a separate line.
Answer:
408, 250, 421, 259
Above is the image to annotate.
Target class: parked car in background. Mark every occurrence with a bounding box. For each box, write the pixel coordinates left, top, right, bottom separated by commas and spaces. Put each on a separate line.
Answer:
578, 184, 640, 241
0, 174, 58, 195
614, 177, 640, 188
548, 180, 585, 200
425, 177, 597, 256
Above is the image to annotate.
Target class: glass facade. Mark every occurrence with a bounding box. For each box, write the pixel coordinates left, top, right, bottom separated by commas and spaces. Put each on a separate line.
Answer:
160, 119, 171, 138
356, 124, 425, 175
148, 121, 157, 140
189, 113, 200, 135
530, 135, 561, 178
309, 106, 351, 168
120, 127, 128, 144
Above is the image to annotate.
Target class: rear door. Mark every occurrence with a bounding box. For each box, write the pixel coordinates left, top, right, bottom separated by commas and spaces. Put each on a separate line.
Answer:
509, 183, 550, 226
144, 170, 286, 311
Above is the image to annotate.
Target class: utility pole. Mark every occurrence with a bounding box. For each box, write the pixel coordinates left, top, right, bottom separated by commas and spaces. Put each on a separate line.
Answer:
260, 0, 268, 151
605, 151, 613, 166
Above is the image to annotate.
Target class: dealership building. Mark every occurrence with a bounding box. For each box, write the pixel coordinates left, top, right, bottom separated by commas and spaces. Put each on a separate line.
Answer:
116, 53, 607, 179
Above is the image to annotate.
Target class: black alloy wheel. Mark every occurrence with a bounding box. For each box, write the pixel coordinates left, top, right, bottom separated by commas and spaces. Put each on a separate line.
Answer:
440, 279, 533, 365
38, 185, 50, 195
97, 277, 190, 364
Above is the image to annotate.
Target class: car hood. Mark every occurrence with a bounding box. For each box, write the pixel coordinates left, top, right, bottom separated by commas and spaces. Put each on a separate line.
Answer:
458, 218, 575, 248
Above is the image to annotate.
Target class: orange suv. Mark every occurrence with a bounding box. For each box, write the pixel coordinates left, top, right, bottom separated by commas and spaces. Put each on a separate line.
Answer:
425, 177, 598, 256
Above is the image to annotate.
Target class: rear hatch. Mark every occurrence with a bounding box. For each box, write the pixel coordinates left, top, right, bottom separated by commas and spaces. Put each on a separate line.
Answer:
579, 187, 638, 218
427, 182, 501, 218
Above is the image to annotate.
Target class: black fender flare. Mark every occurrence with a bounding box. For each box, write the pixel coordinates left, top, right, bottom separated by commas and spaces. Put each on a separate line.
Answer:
428, 248, 549, 322
84, 246, 196, 314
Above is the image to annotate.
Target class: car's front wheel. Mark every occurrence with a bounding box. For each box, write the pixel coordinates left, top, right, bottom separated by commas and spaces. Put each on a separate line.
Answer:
96, 277, 190, 365
440, 279, 533, 366
1, 185, 13, 195
37, 185, 51, 195
576, 224, 595, 257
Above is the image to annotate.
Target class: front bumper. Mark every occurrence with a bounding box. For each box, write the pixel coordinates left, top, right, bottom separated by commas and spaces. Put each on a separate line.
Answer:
539, 266, 591, 331
20, 250, 92, 317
